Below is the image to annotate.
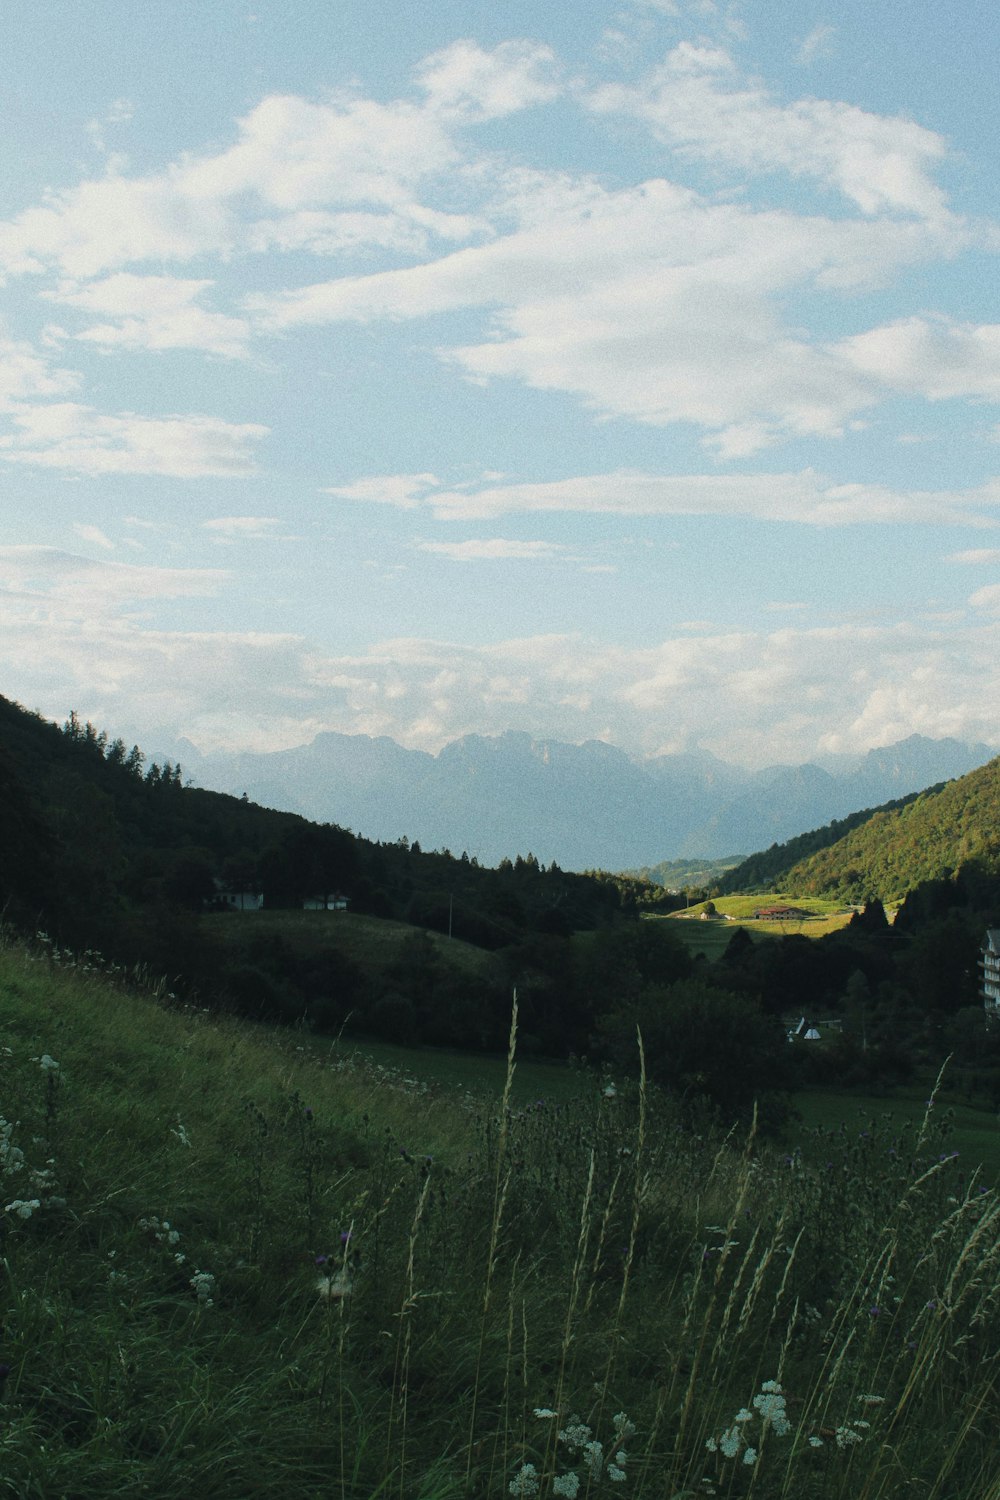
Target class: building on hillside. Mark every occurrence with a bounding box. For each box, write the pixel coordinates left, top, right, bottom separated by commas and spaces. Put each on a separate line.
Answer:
787, 1016, 822, 1042
211, 881, 263, 911
303, 893, 350, 911
980, 929, 1000, 1020
752, 904, 811, 921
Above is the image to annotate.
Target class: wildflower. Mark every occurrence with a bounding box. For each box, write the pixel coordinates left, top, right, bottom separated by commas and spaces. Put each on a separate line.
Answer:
743, 1448, 757, 1466
753, 1384, 792, 1437
534, 1408, 557, 1419
558, 1422, 591, 1453
719, 1426, 742, 1459
171, 1119, 191, 1148
509, 1462, 540, 1496
190, 1269, 215, 1307
552, 1474, 580, 1498
37, 1055, 59, 1072
5, 1199, 40, 1219
612, 1413, 636, 1440
603, 1083, 617, 1098
808, 1436, 824, 1448
582, 1439, 604, 1479
607, 1464, 627, 1482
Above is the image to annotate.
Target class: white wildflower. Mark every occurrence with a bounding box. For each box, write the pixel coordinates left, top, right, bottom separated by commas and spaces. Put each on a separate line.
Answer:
190, 1269, 215, 1306
509, 1462, 540, 1496
5, 1198, 40, 1219
613, 1413, 637, 1440
552, 1474, 580, 1498
742, 1447, 757, 1466
37, 1055, 59, 1073
583, 1439, 603, 1479
608, 1464, 627, 1482
171, 1119, 191, 1148
809, 1436, 824, 1448
534, 1408, 557, 1419
753, 1385, 792, 1437
558, 1422, 591, 1453
719, 1426, 742, 1459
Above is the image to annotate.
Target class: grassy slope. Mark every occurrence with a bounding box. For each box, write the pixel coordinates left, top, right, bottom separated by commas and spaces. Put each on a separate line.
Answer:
647, 896, 854, 960
205, 908, 495, 979
2, 936, 998, 1499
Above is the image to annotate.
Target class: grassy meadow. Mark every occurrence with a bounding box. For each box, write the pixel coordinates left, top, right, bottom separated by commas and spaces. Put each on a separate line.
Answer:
655, 898, 855, 960
1, 932, 998, 1499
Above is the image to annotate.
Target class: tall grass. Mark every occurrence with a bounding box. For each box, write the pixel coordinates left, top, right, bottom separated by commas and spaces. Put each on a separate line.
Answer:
0, 932, 997, 1497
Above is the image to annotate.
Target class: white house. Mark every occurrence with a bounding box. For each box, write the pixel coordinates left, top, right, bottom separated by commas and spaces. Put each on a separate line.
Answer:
980, 929, 1000, 1019
211, 881, 263, 911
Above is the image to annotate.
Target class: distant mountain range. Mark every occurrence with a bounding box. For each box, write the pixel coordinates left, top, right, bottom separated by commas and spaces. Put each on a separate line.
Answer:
175, 730, 996, 872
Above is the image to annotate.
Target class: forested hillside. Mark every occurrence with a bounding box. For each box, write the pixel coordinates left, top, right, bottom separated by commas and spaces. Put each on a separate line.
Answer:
0, 695, 677, 1053
716, 787, 936, 895
777, 756, 1000, 902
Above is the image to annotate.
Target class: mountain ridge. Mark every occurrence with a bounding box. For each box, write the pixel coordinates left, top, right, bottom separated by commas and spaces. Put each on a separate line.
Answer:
178, 729, 994, 871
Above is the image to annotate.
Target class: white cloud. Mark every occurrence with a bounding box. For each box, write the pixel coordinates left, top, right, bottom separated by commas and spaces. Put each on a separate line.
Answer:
416, 39, 561, 120
796, 25, 837, 65
415, 538, 563, 561
949, 548, 1000, 565
0, 336, 78, 408
72, 524, 115, 551
968, 583, 1000, 613
0, 545, 227, 607
257, 169, 964, 447
334, 467, 1000, 528
326, 472, 441, 508
2, 566, 999, 766
201, 516, 285, 541
45, 274, 252, 359
587, 43, 950, 219
0, 92, 463, 281
0, 402, 267, 476
836, 317, 1000, 402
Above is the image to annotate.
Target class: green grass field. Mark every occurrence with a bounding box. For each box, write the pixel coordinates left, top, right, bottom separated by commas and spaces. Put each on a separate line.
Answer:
649, 894, 855, 958
3, 932, 999, 1498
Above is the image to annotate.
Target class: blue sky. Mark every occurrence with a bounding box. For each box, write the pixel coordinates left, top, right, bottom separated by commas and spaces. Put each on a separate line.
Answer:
2, 0, 999, 767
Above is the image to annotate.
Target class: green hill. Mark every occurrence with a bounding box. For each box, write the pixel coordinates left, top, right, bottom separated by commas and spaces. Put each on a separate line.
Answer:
775, 756, 1000, 901
716, 788, 934, 895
